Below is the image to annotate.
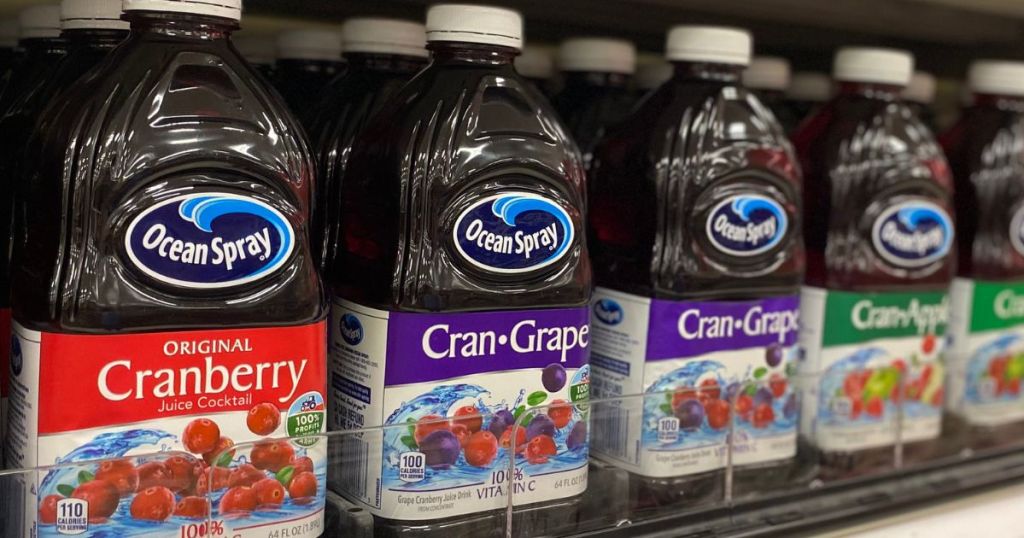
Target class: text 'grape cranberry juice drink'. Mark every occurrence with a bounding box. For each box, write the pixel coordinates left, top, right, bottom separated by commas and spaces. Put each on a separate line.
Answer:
273, 29, 344, 128
744, 56, 800, 133
793, 48, 954, 477
310, 17, 427, 273
942, 61, 1024, 450
588, 26, 803, 509
551, 37, 635, 166
8, 0, 327, 536
329, 3, 591, 532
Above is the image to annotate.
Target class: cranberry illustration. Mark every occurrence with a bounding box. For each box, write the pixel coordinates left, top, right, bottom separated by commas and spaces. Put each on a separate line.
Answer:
203, 436, 235, 466
71, 480, 119, 522
137, 461, 171, 490
547, 400, 572, 429
413, 414, 450, 445
254, 478, 286, 508
182, 418, 221, 454
464, 431, 498, 467
247, 402, 282, 436
174, 496, 211, 519
288, 472, 317, 505
228, 464, 266, 488
251, 440, 296, 473
39, 495, 61, 524
95, 459, 139, 497
219, 486, 258, 516
130, 486, 175, 521
452, 405, 483, 433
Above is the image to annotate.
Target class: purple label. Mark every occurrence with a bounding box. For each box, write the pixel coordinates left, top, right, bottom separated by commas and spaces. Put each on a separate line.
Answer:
383, 307, 590, 385
646, 296, 799, 360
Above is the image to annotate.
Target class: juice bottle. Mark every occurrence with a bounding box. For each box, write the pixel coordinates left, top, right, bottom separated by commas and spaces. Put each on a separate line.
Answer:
272, 28, 344, 127
329, 4, 590, 535
551, 37, 635, 166
234, 33, 277, 79
744, 56, 800, 132
903, 71, 937, 132
0, 19, 20, 73
635, 53, 671, 100
310, 17, 426, 273
793, 48, 954, 478
942, 60, 1024, 451
515, 44, 554, 96
8, 1, 327, 536
785, 71, 831, 128
588, 25, 803, 511
0, 5, 63, 113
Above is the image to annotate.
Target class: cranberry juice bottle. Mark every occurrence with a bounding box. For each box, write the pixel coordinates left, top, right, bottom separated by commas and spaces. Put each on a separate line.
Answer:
785, 71, 831, 129
273, 29, 344, 128
310, 17, 426, 273
329, 4, 590, 534
551, 38, 635, 166
8, 1, 327, 536
942, 61, 1024, 451
904, 71, 938, 133
588, 26, 803, 510
793, 48, 954, 478
744, 56, 801, 133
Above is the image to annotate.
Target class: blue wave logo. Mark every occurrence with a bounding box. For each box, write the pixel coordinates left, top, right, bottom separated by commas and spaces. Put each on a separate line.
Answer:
453, 192, 574, 274
124, 193, 295, 289
871, 201, 953, 268
1011, 206, 1024, 258
340, 313, 363, 346
593, 298, 624, 326
706, 194, 788, 256
10, 337, 21, 377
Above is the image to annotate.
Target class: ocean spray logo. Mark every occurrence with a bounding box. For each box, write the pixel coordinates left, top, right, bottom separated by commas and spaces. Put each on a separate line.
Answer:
124, 193, 295, 289
705, 194, 788, 257
1010, 205, 1024, 258
593, 298, 624, 326
340, 313, 363, 345
452, 192, 574, 274
871, 201, 953, 269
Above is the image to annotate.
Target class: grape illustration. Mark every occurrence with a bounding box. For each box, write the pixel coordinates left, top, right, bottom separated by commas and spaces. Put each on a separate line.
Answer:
526, 414, 556, 441
420, 430, 460, 468
675, 399, 704, 431
566, 422, 587, 450
766, 343, 783, 367
542, 363, 567, 392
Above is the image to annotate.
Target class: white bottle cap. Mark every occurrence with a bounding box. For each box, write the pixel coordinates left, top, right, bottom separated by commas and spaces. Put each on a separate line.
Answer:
233, 34, 276, 65
516, 45, 553, 79
342, 18, 427, 58
425, 4, 522, 50
902, 71, 936, 104
0, 19, 19, 47
786, 72, 831, 101
61, 0, 129, 31
968, 60, 1024, 97
277, 29, 343, 61
833, 47, 913, 86
665, 25, 751, 66
122, 0, 242, 22
558, 38, 635, 74
636, 54, 672, 90
20, 4, 61, 39
743, 56, 790, 91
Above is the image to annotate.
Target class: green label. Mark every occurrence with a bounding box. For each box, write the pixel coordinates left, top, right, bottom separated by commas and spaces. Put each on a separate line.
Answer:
970, 280, 1024, 333
288, 411, 325, 447
570, 382, 589, 403
823, 290, 949, 346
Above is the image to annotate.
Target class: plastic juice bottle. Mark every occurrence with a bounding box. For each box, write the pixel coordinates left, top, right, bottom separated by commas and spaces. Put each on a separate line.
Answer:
942, 61, 1024, 450
0, 19, 20, 73
744, 56, 801, 133
8, 1, 327, 536
0, 5, 64, 113
273, 28, 344, 127
551, 37, 636, 166
634, 53, 671, 100
234, 33, 277, 79
793, 48, 954, 478
785, 71, 831, 128
588, 25, 803, 510
515, 44, 554, 96
310, 17, 427, 273
329, 4, 590, 535
903, 71, 938, 132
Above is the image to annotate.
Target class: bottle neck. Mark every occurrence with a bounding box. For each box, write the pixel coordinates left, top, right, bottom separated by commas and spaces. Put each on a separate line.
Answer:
671, 61, 743, 83
63, 28, 129, 48
973, 92, 1024, 111
836, 80, 902, 100
427, 42, 517, 67
343, 51, 425, 74
561, 70, 631, 89
125, 11, 238, 40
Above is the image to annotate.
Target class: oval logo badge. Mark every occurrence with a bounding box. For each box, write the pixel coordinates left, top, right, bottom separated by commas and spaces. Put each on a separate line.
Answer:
340, 313, 363, 346
452, 192, 574, 274
1010, 205, 1024, 258
124, 193, 295, 289
593, 298, 624, 326
871, 201, 953, 268
705, 194, 788, 257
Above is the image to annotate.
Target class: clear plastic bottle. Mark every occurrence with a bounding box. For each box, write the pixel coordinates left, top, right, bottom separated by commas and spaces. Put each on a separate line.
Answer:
272, 28, 344, 128
329, 5, 590, 536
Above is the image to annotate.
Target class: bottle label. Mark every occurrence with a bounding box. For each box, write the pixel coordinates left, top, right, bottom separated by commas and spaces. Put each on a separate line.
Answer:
0, 307, 9, 466
452, 192, 575, 274
124, 192, 296, 289
947, 278, 1024, 426
798, 287, 947, 452
5, 321, 327, 538
589, 288, 800, 478
329, 299, 590, 520
870, 201, 954, 269
705, 194, 789, 257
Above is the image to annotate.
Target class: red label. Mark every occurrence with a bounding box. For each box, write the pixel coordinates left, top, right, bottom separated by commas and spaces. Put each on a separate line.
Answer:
37, 322, 326, 434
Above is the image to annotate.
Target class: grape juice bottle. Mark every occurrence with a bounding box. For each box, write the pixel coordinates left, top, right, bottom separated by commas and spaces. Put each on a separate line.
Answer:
310, 17, 426, 273
904, 71, 937, 132
234, 33, 277, 79
588, 26, 803, 511
551, 38, 635, 166
942, 61, 1024, 451
329, 5, 590, 535
785, 71, 831, 128
744, 56, 800, 133
273, 29, 344, 128
8, 1, 327, 536
515, 44, 554, 96
793, 48, 954, 478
